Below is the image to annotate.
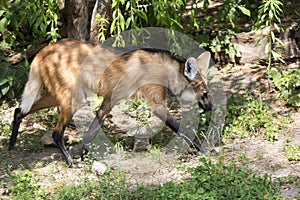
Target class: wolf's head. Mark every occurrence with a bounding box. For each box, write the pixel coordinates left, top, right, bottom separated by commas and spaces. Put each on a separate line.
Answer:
181, 52, 213, 111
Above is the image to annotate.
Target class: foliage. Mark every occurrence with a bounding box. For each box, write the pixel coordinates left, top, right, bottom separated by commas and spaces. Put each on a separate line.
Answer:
284, 140, 300, 161
98, 0, 251, 57
98, 0, 285, 67
254, 0, 284, 68
0, 0, 60, 49
194, 0, 250, 59
0, 0, 61, 101
7, 158, 281, 199
109, 0, 185, 34
269, 67, 300, 108
9, 170, 50, 200
125, 157, 281, 199
95, 14, 109, 43
0, 51, 29, 101
53, 169, 129, 200
0, 101, 11, 138
223, 92, 287, 141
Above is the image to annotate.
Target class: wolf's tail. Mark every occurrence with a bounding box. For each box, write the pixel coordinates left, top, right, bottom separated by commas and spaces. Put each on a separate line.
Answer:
19, 57, 43, 114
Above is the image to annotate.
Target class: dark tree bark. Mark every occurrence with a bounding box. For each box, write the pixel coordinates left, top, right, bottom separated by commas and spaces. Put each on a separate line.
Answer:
225, 22, 300, 64
65, 0, 96, 40
64, 0, 111, 43
89, 0, 112, 43
5, 0, 113, 64
281, 22, 300, 59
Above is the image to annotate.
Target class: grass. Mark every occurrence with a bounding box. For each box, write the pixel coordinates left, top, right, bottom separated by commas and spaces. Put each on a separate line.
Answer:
0, 89, 299, 199
4, 157, 284, 200
131, 158, 283, 200
223, 92, 289, 141
284, 140, 300, 161
9, 170, 50, 200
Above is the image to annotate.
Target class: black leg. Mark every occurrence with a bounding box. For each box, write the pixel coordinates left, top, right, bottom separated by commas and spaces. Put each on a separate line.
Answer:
81, 117, 102, 161
9, 108, 23, 150
52, 130, 73, 167
83, 117, 102, 145
9, 93, 58, 150
81, 98, 111, 160
153, 106, 206, 152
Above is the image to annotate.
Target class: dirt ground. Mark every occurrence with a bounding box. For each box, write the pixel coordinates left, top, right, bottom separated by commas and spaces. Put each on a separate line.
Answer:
0, 64, 299, 199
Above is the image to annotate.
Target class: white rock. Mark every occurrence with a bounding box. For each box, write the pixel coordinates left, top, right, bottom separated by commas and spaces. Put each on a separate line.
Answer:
92, 161, 107, 174
41, 131, 69, 146
33, 123, 41, 129
41, 131, 56, 146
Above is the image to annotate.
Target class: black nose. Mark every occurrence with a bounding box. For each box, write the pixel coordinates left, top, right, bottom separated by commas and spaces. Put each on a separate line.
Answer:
198, 101, 213, 111
198, 92, 213, 111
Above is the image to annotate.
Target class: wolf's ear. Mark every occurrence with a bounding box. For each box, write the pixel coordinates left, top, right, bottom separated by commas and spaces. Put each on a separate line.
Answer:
184, 57, 200, 80
196, 51, 211, 79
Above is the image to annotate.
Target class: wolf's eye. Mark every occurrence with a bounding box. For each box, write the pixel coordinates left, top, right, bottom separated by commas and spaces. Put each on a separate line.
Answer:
190, 82, 200, 88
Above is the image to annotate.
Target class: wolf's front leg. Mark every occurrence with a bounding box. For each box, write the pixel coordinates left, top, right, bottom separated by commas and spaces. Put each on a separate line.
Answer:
152, 104, 206, 152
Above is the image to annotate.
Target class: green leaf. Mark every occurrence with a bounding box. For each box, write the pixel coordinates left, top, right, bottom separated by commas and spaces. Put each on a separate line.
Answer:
1, 85, 10, 95
269, 68, 281, 82
125, 1, 131, 10
137, 10, 148, 24
238, 6, 251, 17
0, 17, 8, 33
125, 17, 132, 29
170, 18, 183, 30
112, 0, 118, 8
0, 10, 5, 17
119, 14, 125, 31
0, 78, 8, 86
110, 20, 116, 34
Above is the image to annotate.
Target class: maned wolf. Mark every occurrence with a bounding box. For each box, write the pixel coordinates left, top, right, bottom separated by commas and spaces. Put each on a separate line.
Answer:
9, 39, 212, 167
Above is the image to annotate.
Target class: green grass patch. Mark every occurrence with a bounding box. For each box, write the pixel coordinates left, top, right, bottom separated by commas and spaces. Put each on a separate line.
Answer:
53, 169, 129, 200
223, 92, 289, 141
6, 158, 283, 199
9, 170, 50, 200
269, 67, 300, 109
130, 158, 282, 200
285, 141, 300, 161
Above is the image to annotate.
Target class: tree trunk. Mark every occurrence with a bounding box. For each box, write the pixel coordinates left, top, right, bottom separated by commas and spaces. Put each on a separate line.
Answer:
65, 0, 96, 40
64, 0, 111, 43
227, 22, 300, 64
90, 0, 112, 43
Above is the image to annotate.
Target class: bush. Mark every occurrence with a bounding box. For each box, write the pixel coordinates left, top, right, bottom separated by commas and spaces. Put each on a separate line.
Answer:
223, 92, 287, 141
269, 67, 300, 109
130, 158, 281, 199
0, 0, 60, 49
0, 51, 29, 102
0, 0, 60, 102
98, 0, 251, 55
53, 158, 282, 199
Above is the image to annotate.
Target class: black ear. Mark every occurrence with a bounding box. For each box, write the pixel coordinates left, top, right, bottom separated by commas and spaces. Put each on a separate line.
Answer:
184, 57, 200, 80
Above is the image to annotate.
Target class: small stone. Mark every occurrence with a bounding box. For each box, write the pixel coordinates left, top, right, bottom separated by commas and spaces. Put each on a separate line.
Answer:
33, 123, 41, 129
69, 143, 84, 159
133, 137, 150, 152
281, 187, 300, 199
41, 131, 69, 146
92, 161, 107, 174
41, 131, 56, 146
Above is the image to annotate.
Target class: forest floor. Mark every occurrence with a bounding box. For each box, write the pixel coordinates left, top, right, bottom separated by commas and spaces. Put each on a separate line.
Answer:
0, 63, 299, 199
